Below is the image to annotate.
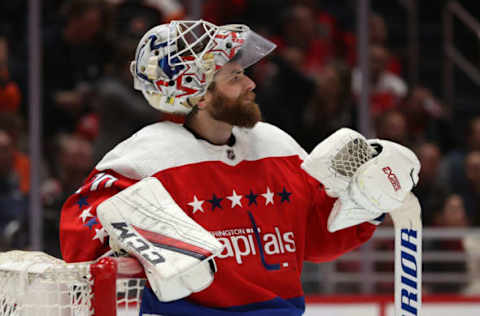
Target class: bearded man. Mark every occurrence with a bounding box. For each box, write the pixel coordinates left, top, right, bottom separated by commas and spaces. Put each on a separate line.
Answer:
60, 20, 420, 316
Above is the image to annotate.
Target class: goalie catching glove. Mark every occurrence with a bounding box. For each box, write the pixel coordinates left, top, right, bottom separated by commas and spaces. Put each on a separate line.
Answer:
97, 177, 223, 302
301, 128, 421, 232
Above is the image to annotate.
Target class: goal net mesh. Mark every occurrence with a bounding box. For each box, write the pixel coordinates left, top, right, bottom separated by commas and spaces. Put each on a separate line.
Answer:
0, 251, 144, 316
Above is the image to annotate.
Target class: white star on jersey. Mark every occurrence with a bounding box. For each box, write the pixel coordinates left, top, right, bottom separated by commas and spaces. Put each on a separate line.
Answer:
262, 187, 274, 205
79, 207, 93, 223
227, 190, 243, 208
188, 195, 205, 214
93, 227, 108, 243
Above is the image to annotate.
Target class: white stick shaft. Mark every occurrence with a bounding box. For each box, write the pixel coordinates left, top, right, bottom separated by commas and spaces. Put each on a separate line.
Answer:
391, 192, 422, 316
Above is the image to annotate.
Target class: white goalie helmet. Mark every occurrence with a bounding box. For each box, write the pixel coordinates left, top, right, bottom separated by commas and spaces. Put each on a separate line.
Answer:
130, 20, 276, 114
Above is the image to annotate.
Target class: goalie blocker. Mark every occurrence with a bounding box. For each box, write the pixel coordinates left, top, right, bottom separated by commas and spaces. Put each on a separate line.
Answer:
97, 177, 224, 302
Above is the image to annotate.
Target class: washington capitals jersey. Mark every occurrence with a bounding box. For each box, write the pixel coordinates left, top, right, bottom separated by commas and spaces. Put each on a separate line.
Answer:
60, 121, 376, 315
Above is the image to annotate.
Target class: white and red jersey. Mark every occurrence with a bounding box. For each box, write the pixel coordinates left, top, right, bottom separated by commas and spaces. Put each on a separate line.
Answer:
60, 121, 376, 315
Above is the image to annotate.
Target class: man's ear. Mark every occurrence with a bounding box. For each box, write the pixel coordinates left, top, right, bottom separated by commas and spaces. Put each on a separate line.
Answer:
196, 90, 212, 110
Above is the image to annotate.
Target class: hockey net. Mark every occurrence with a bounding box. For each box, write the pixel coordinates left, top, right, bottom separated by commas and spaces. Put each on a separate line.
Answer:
0, 251, 146, 316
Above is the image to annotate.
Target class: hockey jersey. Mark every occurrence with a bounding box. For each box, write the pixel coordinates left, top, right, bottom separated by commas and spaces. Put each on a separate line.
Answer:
60, 121, 376, 315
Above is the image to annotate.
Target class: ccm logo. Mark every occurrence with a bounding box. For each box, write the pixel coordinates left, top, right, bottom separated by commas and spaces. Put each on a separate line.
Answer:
111, 222, 165, 265
382, 166, 401, 191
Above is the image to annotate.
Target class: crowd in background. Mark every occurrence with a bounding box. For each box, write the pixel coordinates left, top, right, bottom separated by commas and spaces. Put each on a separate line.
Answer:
0, 0, 479, 294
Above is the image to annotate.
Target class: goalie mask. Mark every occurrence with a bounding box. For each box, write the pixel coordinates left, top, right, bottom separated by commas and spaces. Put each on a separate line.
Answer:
130, 20, 276, 114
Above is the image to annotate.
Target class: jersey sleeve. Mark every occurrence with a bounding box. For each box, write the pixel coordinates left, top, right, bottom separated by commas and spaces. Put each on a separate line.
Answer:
302, 171, 376, 263
59, 170, 137, 263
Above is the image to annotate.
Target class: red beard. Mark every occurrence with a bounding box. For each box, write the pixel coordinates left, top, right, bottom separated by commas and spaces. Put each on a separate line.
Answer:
209, 90, 262, 128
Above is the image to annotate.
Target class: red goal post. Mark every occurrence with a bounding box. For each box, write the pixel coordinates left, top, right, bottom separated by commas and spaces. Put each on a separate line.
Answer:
0, 251, 146, 316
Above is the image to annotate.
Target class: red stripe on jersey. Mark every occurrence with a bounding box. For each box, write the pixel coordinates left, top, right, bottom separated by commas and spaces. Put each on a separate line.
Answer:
133, 225, 213, 259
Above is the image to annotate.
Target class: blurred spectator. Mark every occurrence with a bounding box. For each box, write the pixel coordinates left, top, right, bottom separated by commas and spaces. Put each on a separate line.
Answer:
304, 0, 342, 57
456, 151, 480, 226
433, 194, 470, 227
291, 0, 342, 68
257, 4, 333, 140
0, 113, 30, 195
0, 3, 27, 58
91, 38, 161, 162
344, 13, 403, 75
256, 48, 316, 142
111, 0, 166, 40
375, 110, 408, 146
42, 133, 94, 257
0, 129, 28, 249
425, 194, 469, 293
0, 36, 21, 113
273, 4, 334, 76
299, 61, 354, 151
75, 112, 99, 142
413, 142, 448, 225
0, 112, 29, 162
203, 0, 249, 26
45, 133, 94, 200
402, 86, 449, 147
352, 44, 408, 118
369, 13, 388, 46
43, 0, 112, 140
439, 116, 480, 196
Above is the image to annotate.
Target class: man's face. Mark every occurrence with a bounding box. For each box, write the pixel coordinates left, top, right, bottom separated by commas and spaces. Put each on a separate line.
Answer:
378, 111, 407, 145
289, 5, 315, 46
60, 136, 93, 176
417, 143, 441, 182
315, 65, 341, 109
369, 15, 387, 44
441, 195, 468, 227
206, 63, 261, 128
370, 45, 388, 79
75, 8, 102, 42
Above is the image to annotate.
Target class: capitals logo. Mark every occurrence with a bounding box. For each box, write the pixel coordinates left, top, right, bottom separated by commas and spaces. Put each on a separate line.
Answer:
186, 186, 296, 271
213, 212, 295, 271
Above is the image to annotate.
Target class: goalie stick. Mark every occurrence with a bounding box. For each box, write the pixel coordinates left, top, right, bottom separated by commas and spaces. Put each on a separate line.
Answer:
390, 192, 422, 316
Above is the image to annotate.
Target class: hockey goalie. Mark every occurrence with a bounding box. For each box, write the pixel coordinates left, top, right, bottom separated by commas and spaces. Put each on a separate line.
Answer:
60, 20, 421, 316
